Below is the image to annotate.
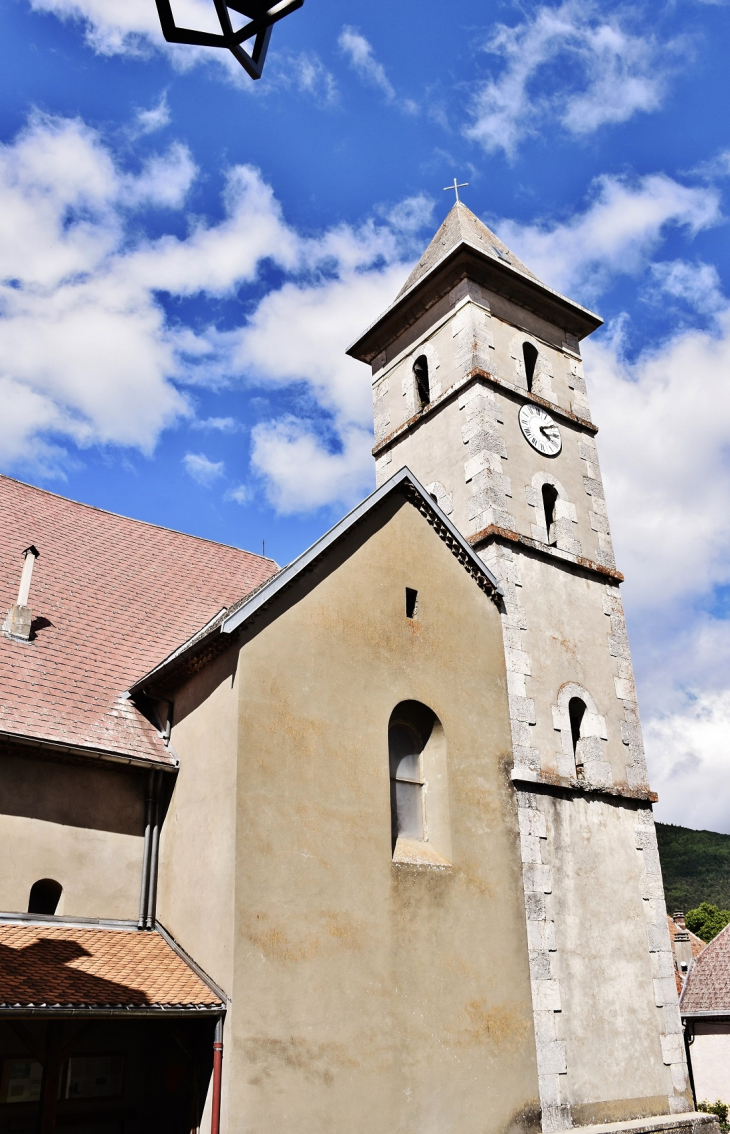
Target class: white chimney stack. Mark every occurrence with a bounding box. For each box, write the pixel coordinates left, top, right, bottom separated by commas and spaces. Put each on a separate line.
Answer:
2, 545, 40, 641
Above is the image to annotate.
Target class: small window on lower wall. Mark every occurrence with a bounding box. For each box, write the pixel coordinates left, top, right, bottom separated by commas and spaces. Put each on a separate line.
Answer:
388, 701, 451, 866
28, 878, 62, 916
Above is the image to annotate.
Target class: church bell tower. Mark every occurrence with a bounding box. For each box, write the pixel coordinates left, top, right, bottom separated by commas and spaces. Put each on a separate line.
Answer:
348, 203, 692, 1132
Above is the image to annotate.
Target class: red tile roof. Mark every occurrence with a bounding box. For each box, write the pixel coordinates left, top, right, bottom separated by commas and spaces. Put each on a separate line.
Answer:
680, 922, 730, 1014
0, 476, 277, 764
0, 922, 223, 1010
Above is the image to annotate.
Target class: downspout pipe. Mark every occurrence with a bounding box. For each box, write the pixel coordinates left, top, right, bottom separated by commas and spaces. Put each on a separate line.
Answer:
138, 769, 155, 930
145, 770, 162, 929
211, 1017, 224, 1134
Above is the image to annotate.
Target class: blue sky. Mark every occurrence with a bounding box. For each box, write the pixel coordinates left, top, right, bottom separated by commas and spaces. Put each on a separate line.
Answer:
2, 0, 730, 830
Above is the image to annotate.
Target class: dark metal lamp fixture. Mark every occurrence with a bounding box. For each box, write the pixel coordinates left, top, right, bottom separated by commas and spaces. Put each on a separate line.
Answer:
155, 0, 304, 79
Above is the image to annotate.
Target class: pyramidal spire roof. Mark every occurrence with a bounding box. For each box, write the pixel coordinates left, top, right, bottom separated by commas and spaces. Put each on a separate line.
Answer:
397, 201, 541, 298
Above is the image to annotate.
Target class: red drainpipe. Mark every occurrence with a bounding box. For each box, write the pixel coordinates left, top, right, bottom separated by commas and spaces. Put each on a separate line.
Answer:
211, 1017, 224, 1134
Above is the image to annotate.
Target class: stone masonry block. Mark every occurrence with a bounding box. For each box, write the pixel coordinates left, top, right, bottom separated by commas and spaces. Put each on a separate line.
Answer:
534, 1010, 557, 1043
525, 892, 546, 921
660, 1034, 684, 1065
506, 649, 531, 675
532, 979, 562, 1012
663, 1003, 682, 1034
583, 477, 604, 499
523, 863, 552, 893
511, 696, 537, 724
530, 952, 552, 981
537, 1039, 567, 1075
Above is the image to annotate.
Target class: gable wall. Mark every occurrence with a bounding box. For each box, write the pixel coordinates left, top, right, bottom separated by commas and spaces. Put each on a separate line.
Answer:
226, 500, 540, 1134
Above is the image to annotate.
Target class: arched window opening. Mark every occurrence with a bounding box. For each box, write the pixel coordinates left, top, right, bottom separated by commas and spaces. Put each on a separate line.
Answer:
542, 483, 558, 543
568, 697, 587, 779
413, 355, 430, 408
388, 701, 437, 850
523, 343, 538, 393
28, 878, 62, 916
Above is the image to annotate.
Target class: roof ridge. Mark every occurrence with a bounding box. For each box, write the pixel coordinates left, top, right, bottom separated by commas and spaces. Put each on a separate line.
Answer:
0, 473, 275, 564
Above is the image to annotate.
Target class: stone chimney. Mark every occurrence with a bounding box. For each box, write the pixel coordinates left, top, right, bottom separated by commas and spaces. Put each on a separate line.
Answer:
2, 545, 40, 641
673, 911, 686, 929
674, 931, 693, 978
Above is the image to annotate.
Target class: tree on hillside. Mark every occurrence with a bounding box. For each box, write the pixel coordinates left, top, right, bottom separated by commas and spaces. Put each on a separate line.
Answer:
686, 902, 730, 942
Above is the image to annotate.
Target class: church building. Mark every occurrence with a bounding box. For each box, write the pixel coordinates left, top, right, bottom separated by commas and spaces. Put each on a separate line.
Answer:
0, 203, 718, 1134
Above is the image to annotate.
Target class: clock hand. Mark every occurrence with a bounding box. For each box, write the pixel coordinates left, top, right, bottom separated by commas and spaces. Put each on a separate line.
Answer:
539, 425, 558, 437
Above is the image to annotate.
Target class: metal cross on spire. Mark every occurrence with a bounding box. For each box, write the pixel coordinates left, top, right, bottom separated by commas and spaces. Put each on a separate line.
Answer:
443, 178, 469, 203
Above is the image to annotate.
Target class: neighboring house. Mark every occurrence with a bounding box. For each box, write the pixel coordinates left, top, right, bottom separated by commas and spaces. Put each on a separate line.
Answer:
681, 923, 730, 1106
0, 202, 720, 1134
668, 913, 706, 994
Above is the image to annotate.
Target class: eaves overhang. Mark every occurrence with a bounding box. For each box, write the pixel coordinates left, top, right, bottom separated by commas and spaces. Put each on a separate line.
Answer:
347, 241, 603, 365
129, 467, 502, 694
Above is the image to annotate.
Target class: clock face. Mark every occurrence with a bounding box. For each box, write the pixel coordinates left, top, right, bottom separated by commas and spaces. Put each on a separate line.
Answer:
519, 404, 562, 456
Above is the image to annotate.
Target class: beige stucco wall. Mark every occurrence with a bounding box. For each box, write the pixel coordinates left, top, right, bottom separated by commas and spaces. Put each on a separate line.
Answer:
158, 646, 240, 998
216, 499, 540, 1134
690, 1023, 730, 1104
0, 753, 143, 920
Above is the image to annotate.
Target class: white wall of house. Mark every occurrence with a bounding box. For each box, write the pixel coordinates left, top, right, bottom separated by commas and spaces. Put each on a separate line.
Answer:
690, 1022, 730, 1104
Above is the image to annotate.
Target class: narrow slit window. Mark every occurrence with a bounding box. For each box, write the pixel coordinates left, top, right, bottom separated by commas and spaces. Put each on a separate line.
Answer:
523, 343, 538, 393
542, 483, 558, 543
568, 697, 586, 778
28, 878, 62, 916
413, 355, 430, 407
405, 588, 418, 619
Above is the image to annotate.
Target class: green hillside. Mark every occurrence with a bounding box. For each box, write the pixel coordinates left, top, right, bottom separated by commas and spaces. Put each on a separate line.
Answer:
656, 822, 730, 913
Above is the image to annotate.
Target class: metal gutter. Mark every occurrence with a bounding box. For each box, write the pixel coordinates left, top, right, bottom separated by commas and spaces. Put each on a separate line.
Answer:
221, 466, 502, 637
0, 729, 177, 771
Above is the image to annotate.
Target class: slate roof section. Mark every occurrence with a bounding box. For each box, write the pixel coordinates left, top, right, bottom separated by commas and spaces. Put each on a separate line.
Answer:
0, 921, 223, 1012
0, 476, 278, 765
680, 922, 730, 1015
397, 201, 541, 298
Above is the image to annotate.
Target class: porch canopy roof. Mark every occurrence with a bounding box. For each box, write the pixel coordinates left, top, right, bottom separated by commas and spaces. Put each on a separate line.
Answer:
0, 920, 224, 1016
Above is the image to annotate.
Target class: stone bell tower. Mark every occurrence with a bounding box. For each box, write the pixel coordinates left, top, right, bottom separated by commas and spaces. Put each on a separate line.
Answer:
348, 203, 694, 1132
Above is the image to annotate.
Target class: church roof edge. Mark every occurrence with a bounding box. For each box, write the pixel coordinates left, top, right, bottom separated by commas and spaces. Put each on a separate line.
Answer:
130, 468, 503, 694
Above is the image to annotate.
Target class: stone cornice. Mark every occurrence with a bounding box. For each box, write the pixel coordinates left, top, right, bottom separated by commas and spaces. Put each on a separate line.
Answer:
371, 367, 597, 458
511, 768, 657, 804
470, 524, 624, 583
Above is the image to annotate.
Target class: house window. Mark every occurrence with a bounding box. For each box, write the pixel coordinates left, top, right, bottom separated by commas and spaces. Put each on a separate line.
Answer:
28, 878, 62, 916
542, 483, 558, 543
523, 343, 538, 393
568, 697, 587, 779
405, 588, 418, 619
413, 355, 430, 407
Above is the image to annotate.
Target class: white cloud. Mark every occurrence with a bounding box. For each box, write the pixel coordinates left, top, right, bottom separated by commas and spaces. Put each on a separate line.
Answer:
183, 451, 225, 486
191, 416, 239, 432
250, 419, 374, 514
498, 173, 721, 299
464, 1, 676, 159
338, 26, 417, 114
646, 259, 726, 316
645, 690, 730, 833
132, 93, 171, 136
0, 108, 420, 506
586, 304, 730, 609
226, 483, 251, 505
338, 26, 395, 101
